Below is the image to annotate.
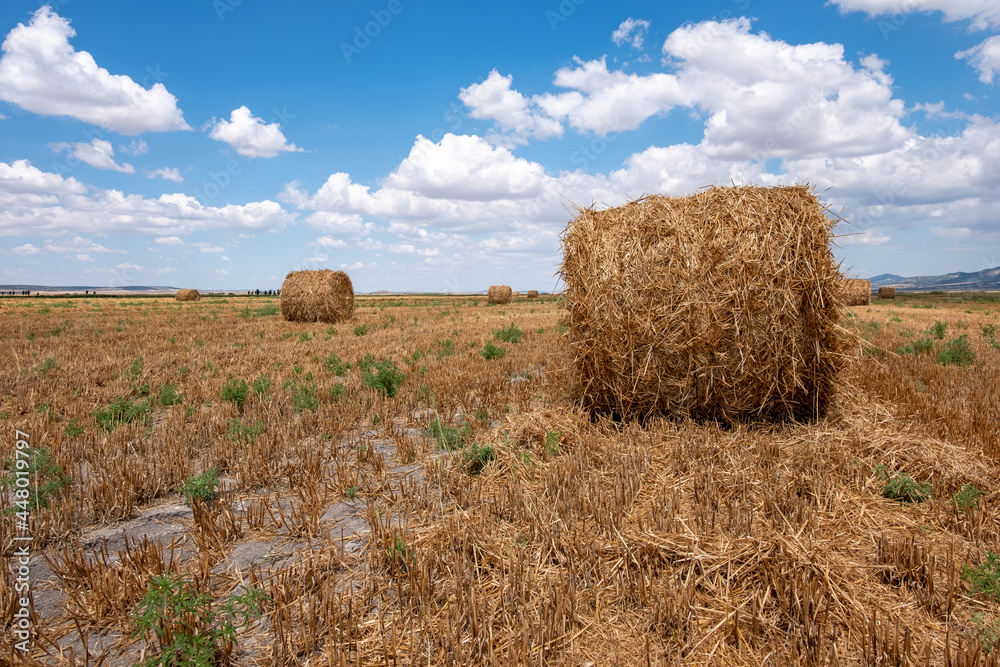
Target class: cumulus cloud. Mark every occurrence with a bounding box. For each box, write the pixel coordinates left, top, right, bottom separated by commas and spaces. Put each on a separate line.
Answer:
154, 236, 184, 246
50, 138, 135, 173
117, 262, 143, 271
0, 160, 296, 237
208, 106, 302, 158
957, 36, 1000, 83
836, 230, 892, 246
145, 167, 183, 182
43, 236, 114, 255
313, 236, 347, 249
12, 243, 39, 255
459, 70, 564, 145
193, 242, 225, 253
120, 139, 149, 156
612, 18, 651, 49
828, 0, 1000, 30
0, 7, 190, 134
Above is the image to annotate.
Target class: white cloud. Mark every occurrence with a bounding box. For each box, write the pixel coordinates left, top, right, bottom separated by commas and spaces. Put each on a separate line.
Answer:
194, 242, 225, 253
0, 7, 190, 134
73, 253, 93, 262
120, 139, 149, 156
957, 36, 1000, 84
221, 256, 230, 262
458, 70, 563, 146
836, 230, 892, 246
146, 167, 183, 182
154, 236, 185, 246
51, 138, 135, 173
208, 106, 302, 158
306, 253, 329, 264
117, 262, 143, 271
12, 243, 39, 255
930, 225, 976, 241
0, 111, 7, 120
43, 235, 114, 255
0, 160, 296, 237
313, 236, 347, 249
154, 266, 176, 275
214, 269, 229, 276
829, 0, 1000, 30
340, 261, 378, 271
612, 18, 651, 49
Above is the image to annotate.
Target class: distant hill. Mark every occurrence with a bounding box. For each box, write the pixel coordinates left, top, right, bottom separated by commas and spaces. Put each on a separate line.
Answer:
868, 266, 1000, 291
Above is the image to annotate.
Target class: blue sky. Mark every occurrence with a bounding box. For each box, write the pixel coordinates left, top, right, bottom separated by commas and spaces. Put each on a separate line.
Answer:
0, 0, 998, 291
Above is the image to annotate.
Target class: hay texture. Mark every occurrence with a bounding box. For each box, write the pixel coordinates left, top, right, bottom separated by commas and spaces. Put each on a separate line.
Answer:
560, 185, 846, 423
280, 270, 355, 324
174, 289, 200, 302
487, 285, 512, 304
878, 287, 896, 300
840, 278, 871, 306
527, 290, 539, 299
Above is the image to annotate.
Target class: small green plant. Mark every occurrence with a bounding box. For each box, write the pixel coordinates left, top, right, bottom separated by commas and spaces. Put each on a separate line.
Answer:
324, 352, 350, 376
480, 341, 505, 360
132, 573, 266, 666
912, 337, 935, 355
238, 303, 280, 318
1, 446, 69, 512
94, 396, 151, 431
434, 338, 456, 359
127, 355, 145, 380
360, 355, 405, 397
221, 378, 249, 410
298, 332, 311, 342
62, 418, 84, 438
963, 553, 1000, 601
227, 419, 264, 442
354, 324, 369, 337
954, 484, 982, 513
545, 431, 562, 456
425, 419, 470, 450
290, 381, 320, 412
463, 442, 495, 475
179, 468, 219, 505
895, 344, 915, 355
493, 324, 523, 344
251, 373, 271, 396
937, 335, 976, 366
36, 357, 57, 376
983, 324, 997, 337
930, 321, 948, 339
388, 536, 415, 573
158, 383, 183, 407
881, 471, 931, 503
536, 327, 545, 334
345, 485, 358, 501
329, 383, 345, 399
970, 613, 1000, 651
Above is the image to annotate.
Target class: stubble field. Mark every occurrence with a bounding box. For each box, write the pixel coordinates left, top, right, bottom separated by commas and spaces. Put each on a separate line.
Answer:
2, 291, 1000, 666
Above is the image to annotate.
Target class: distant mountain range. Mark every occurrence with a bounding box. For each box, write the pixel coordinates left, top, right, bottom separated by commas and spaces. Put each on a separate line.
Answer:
868, 266, 1000, 291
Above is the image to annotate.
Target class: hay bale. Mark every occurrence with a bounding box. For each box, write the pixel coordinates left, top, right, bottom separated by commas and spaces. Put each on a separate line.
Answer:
487, 285, 512, 304
527, 290, 539, 299
513, 291, 520, 297
878, 286, 896, 300
560, 185, 847, 423
840, 278, 871, 306
175, 289, 200, 302
280, 270, 355, 323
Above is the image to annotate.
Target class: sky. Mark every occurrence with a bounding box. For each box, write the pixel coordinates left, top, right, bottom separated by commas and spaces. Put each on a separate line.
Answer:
0, 0, 998, 292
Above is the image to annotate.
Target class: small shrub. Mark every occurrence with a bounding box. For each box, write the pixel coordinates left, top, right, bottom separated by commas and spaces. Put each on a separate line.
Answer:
930, 321, 947, 339
545, 431, 562, 456
983, 324, 997, 337
227, 419, 264, 442
37, 357, 57, 376
251, 373, 271, 396
480, 341, 505, 360
360, 355, 405, 397
937, 335, 976, 366
221, 378, 249, 410
298, 332, 311, 342
463, 443, 495, 475
345, 485, 358, 501
354, 325, 369, 337
895, 344, 915, 355
435, 339, 456, 359
329, 383, 345, 399
963, 553, 1000, 601
324, 352, 350, 376
158, 383, 183, 406
882, 472, 931, 503
1, 446, 69, 511
425, 419, 470, 450
912, 337, 934, 355
126, 356, 144, 380
954, 484, 982, 513
493, 324, 522, 344
179, 468, 219, 505
94, 396, 151, 431
291, 381, 320, 412
62, 418, 84, 438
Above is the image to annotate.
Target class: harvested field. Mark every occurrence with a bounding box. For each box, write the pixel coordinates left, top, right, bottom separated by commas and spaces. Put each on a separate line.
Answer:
2, 292, 1000, 665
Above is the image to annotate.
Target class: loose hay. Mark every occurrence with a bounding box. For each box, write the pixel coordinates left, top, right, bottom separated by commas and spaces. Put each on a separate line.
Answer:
487, 285, 512, 304
560, 185, 847, 423
878, 286, 896, 300
840, 278, 871, 306
527, 290, 539, 299
280, 269, 355, 324
174, 289, 200, 302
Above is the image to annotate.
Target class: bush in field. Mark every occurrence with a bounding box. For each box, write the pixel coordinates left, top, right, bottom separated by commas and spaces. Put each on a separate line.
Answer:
361, 354, 405, 397
94, 396, 151, 431
493, 324, 522, 344
480, 342, 505, 360
179, 468, 219, 505
937, 335, 976, 366
1, 446, 68, 511
158, 383, 183, 406
324, 352, 350, 376
931, 321, 948, 339
221, 378, 249, 410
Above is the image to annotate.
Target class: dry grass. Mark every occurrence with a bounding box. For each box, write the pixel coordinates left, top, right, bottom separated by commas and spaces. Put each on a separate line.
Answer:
561, 185, 847, 423
280, 269, 355, 324
1, 291, 999, 665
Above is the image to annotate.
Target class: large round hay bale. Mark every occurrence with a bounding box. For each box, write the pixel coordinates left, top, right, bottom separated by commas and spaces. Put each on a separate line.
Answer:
840, 278, 871, 306
527, 290, 539, 299
280, 270, 355, 323
878, 287, 896, 300
175, 289, 200, 302
560, 185, 847, 423
487, 285, 512, 304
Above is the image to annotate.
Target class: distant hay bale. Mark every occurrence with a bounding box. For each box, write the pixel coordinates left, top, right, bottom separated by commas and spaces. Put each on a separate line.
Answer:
488, 285, 512, 304
840, 278, 871, 306
513, 291, 520, 297
280, 270, 355, 323
527, 290, 539, 299
878, 287, 896, 300
175, 289, 200, 302
560, 185, 847, 423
